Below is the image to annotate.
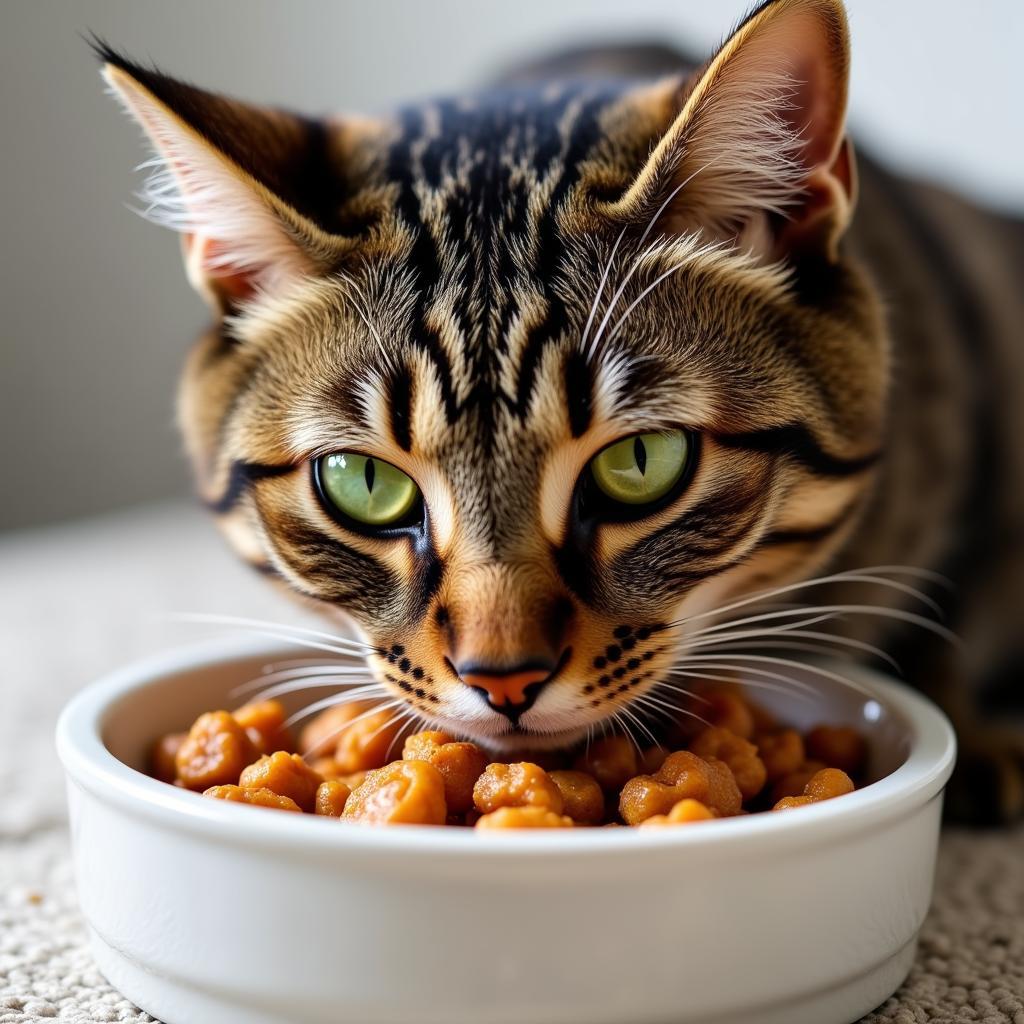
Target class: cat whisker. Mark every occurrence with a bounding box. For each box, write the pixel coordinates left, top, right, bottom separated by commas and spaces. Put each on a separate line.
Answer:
617, 704, 661, 748
236, 678, 382, 706
284, 690, 392, 731
683, 627, 902, 672
232, 664, 375, 697
631, 689, 711, 728
670, 565, 953, 632
675, 652, 877, 699
664, 667, 819, 704
163, 612, 376, 654
683, 610, 842, 642
665, 659, 820, 697
295, 699, 405, 762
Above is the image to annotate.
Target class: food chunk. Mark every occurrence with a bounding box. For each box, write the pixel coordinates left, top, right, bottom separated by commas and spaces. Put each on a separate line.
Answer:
297, 700, 401, 771
572, 736, 638, 792
150, 732, 186, 784
203, 784, 301, 812
238, 751, 323, 812
233, 699, 292, 755
638, 799, 716, 828
619, 750, 741, 825
703, 690, 756, 739
314, 780, 352, 817
473, 762, 564, 815
175, 711, 259, 791
549, 770, 605, 825
756, 729, 805, 783
343, 760, 447, 825
773, 768, 855, 811
688, 727, 767, 801
805, 725, 867, 776
402, 731, 487, 814
475, 806, 574, 829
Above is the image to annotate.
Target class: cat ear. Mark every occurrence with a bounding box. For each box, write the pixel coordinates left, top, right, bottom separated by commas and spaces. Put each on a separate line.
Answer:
98, 45, 352, 312
605, 0, 855, 263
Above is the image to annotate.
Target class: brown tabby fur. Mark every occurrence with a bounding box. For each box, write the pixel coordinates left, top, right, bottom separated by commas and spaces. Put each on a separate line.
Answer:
96, 0, 1024, 822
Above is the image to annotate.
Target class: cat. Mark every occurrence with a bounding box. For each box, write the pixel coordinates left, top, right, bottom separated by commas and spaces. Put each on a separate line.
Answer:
96, 0, 1024, 823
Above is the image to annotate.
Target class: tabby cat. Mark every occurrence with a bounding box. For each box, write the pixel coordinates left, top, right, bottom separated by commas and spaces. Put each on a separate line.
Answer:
97, 0, 1024, 822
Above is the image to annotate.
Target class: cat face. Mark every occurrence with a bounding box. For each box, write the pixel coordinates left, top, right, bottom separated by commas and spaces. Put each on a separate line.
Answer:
102, 0, 886, 751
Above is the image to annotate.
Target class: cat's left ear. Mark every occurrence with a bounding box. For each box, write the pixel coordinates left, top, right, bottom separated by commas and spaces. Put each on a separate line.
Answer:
98, 45, 355, 313
604, 0, 856, 263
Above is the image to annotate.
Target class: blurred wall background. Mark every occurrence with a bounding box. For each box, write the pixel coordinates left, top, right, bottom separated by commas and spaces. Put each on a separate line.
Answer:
1, 0, 1021, 531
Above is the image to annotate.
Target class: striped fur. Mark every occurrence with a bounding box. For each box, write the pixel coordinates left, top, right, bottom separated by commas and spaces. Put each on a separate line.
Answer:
97, 0, 1024, 819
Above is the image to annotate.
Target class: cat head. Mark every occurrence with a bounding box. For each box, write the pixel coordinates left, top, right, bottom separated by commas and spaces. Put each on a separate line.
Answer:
101, 0, 886, 751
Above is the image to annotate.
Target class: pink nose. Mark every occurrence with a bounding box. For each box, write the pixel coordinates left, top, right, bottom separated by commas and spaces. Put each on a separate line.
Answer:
458, 666, 553, 719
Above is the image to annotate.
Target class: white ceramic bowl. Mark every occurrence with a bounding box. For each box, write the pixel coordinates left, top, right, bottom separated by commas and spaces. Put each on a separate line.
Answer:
57, 637, 955, 1024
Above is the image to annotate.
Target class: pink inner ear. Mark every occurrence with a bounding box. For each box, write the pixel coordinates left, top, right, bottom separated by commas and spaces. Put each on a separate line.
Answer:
185, 233, 258, 304
768, 13, 846, 172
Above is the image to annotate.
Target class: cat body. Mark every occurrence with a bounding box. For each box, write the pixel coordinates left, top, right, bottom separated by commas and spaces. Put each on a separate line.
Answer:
97, 0, 1023, 821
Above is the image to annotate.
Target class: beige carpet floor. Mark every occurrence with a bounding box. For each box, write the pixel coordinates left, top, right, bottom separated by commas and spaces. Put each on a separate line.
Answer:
2, 502, 1022, 1023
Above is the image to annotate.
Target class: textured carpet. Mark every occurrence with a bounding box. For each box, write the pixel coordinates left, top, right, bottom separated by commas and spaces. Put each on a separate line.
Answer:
1, 502, 1023, 1024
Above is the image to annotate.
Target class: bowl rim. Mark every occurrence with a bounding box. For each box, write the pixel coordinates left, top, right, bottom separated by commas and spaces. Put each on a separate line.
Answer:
56, 635, 956, 859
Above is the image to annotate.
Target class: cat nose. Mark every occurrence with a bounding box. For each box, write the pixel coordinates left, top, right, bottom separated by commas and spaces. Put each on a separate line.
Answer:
457, 660, 556, 722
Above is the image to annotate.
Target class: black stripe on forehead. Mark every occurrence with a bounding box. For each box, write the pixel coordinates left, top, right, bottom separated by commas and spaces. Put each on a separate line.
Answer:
388, 365, 414, 452
564, 349, 594, 436
385, 84, 623, 428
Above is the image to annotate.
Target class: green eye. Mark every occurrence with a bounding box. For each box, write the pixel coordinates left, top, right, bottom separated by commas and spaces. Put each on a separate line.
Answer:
590, 430, 690, 506
317, 453, 420, 527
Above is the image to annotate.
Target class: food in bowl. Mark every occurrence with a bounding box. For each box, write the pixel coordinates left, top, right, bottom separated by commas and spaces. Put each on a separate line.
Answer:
150, 685, 866, 827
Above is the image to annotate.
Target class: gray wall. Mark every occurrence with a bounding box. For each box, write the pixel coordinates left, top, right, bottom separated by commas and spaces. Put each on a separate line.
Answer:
1, 0, 1021, 531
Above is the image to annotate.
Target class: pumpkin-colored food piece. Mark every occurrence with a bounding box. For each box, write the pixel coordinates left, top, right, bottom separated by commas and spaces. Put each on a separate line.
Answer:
239, 751, 323, 812
343, 760, 447, 825
475, 806, 574, 829
175, 711, 260, 791
403, 731, 488, 814
572, 736, 638, 792
639, 798, 716, 828
688, 727, 767, 801
473, 762, 564, 815
203, 784, 301, 812
314, 779, 352, 817
150, 732, 186, 784
233, 699, 292, 755
805, 725, 868, 776
549, 770, 605, 825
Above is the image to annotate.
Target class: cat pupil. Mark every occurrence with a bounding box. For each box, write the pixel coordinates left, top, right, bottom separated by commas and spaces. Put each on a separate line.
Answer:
364, 457, 376, 493
634, 437, 647, 476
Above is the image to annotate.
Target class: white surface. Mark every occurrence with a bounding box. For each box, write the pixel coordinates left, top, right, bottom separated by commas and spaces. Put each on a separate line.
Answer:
2, 0, 1022, 530
57, 636, 955, 1024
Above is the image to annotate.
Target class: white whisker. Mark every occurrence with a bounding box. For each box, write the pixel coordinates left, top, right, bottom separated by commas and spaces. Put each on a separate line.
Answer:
284, 692, 394, 731
164, 612, 375, 653
237, 678, 382, 705
676, 653, 877, 699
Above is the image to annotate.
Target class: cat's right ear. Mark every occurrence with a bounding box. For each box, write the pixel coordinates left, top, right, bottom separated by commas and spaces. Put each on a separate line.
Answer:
97, 44, 354, 314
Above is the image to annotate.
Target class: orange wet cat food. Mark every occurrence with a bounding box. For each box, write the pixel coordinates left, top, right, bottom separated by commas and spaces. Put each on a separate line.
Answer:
175, 711, 260, 791
238, 751, 323, 812
402, 731, 488, 814
233, 699, 292, 755
475, 806, 575, 829
773, 767, 855, 811
203, 785, 302, 812
314, 780, 352, 817
473, 762, 564, 815
153, 687, 866, 826
343, 760, 447, 825
638, 798, 717, 828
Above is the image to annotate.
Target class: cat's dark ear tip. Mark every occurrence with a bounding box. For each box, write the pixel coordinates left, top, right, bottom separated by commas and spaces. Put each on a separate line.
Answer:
82, 32, 151, 81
